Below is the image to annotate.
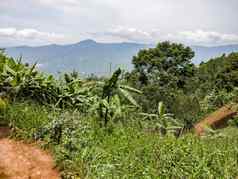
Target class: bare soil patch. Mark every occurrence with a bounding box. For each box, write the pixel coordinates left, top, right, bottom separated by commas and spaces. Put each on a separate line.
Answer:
195, 104, 238, 135
0, 127, 60, 179
0, 127, 11, 139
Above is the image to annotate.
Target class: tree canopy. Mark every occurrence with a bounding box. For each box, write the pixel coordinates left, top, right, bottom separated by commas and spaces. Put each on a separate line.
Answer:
131, 41, 195, 89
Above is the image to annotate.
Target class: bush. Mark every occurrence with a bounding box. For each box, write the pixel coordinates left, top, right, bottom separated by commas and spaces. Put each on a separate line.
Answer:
1, 101, 53, 139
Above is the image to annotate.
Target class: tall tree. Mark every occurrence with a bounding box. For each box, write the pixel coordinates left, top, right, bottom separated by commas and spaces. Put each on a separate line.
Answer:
131, 41, 195, 89
127, 41, 196, 113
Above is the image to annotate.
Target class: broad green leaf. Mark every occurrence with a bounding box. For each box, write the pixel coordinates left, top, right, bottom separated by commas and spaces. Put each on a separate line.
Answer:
4, 64, 16, 76
119, 88, 139, 107
158, 101, 165, 116
120, 85, 142, 94
101, 99, 110, 109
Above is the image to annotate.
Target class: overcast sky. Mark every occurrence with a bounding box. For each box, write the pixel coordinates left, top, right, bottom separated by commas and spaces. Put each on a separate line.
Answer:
0, 0, 238, 47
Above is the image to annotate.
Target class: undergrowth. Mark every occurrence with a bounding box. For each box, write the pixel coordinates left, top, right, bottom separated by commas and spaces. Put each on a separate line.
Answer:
1, 101, 238, 179
1, 48, 238, 178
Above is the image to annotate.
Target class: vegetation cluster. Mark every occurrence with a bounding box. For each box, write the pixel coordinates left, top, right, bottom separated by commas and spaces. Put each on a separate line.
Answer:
0, 42, 238, 178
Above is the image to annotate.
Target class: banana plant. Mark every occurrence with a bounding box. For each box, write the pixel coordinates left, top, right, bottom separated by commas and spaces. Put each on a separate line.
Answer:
140, 102, 182, 135
56, 72, 94, 110
94, 68, 141, 126
0, 52, 59, 103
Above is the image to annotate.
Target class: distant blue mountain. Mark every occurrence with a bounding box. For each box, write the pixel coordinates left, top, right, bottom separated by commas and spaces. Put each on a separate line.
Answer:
5, 40, 148, 75
5, 40, 238, 75
192, 45, 238, 64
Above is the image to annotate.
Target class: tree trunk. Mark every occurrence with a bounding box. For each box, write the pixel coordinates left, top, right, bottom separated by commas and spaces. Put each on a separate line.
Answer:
104, 96, 110, 127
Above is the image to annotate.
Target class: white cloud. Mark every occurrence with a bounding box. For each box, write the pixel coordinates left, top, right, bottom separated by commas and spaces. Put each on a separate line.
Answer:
101, 27, 160, 43
1, 26, 238, 46
94, 28, 238, 45
170, 30, 238, 45
0, 28, 65, 42
0, 28, 16, 36
36, 0, 80, 7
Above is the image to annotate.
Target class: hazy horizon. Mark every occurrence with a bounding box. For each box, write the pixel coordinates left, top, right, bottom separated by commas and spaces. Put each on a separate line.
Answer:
3, 39, 238, 49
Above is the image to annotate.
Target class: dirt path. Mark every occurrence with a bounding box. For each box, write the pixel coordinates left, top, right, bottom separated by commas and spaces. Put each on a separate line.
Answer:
0, 128, 60, 179
194, 104, 238, 135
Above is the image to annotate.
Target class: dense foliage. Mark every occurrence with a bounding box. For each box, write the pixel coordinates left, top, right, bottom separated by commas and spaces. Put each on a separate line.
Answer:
0, 42, 238, 178
126, 43, 238, 125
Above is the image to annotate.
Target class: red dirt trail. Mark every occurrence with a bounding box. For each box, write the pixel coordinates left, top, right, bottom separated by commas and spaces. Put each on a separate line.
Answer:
0, 127, 60, 179
194, 104, 238, 136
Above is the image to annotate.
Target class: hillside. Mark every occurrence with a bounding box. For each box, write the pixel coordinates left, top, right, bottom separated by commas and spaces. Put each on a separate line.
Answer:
1, 43, 238, 178
192, 44, 238, 64
5, 40, 148, 75
5, 40, 238, 75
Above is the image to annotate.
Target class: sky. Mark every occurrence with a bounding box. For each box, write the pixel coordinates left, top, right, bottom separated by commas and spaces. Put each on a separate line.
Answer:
0, 0, 238, 47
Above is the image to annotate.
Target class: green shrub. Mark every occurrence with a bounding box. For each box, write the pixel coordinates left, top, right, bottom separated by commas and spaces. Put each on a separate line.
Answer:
1, 101, 53, 139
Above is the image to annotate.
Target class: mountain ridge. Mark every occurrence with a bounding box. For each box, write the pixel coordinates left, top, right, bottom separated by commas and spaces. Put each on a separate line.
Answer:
5, 40, 238, 75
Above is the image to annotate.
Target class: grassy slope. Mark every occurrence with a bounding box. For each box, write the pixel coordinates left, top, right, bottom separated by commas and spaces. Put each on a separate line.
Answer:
1, 101, 238, 178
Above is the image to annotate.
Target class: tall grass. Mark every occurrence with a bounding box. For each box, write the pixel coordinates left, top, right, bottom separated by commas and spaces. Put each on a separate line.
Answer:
2, 101, 238, 178
1, 101, 55, 139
